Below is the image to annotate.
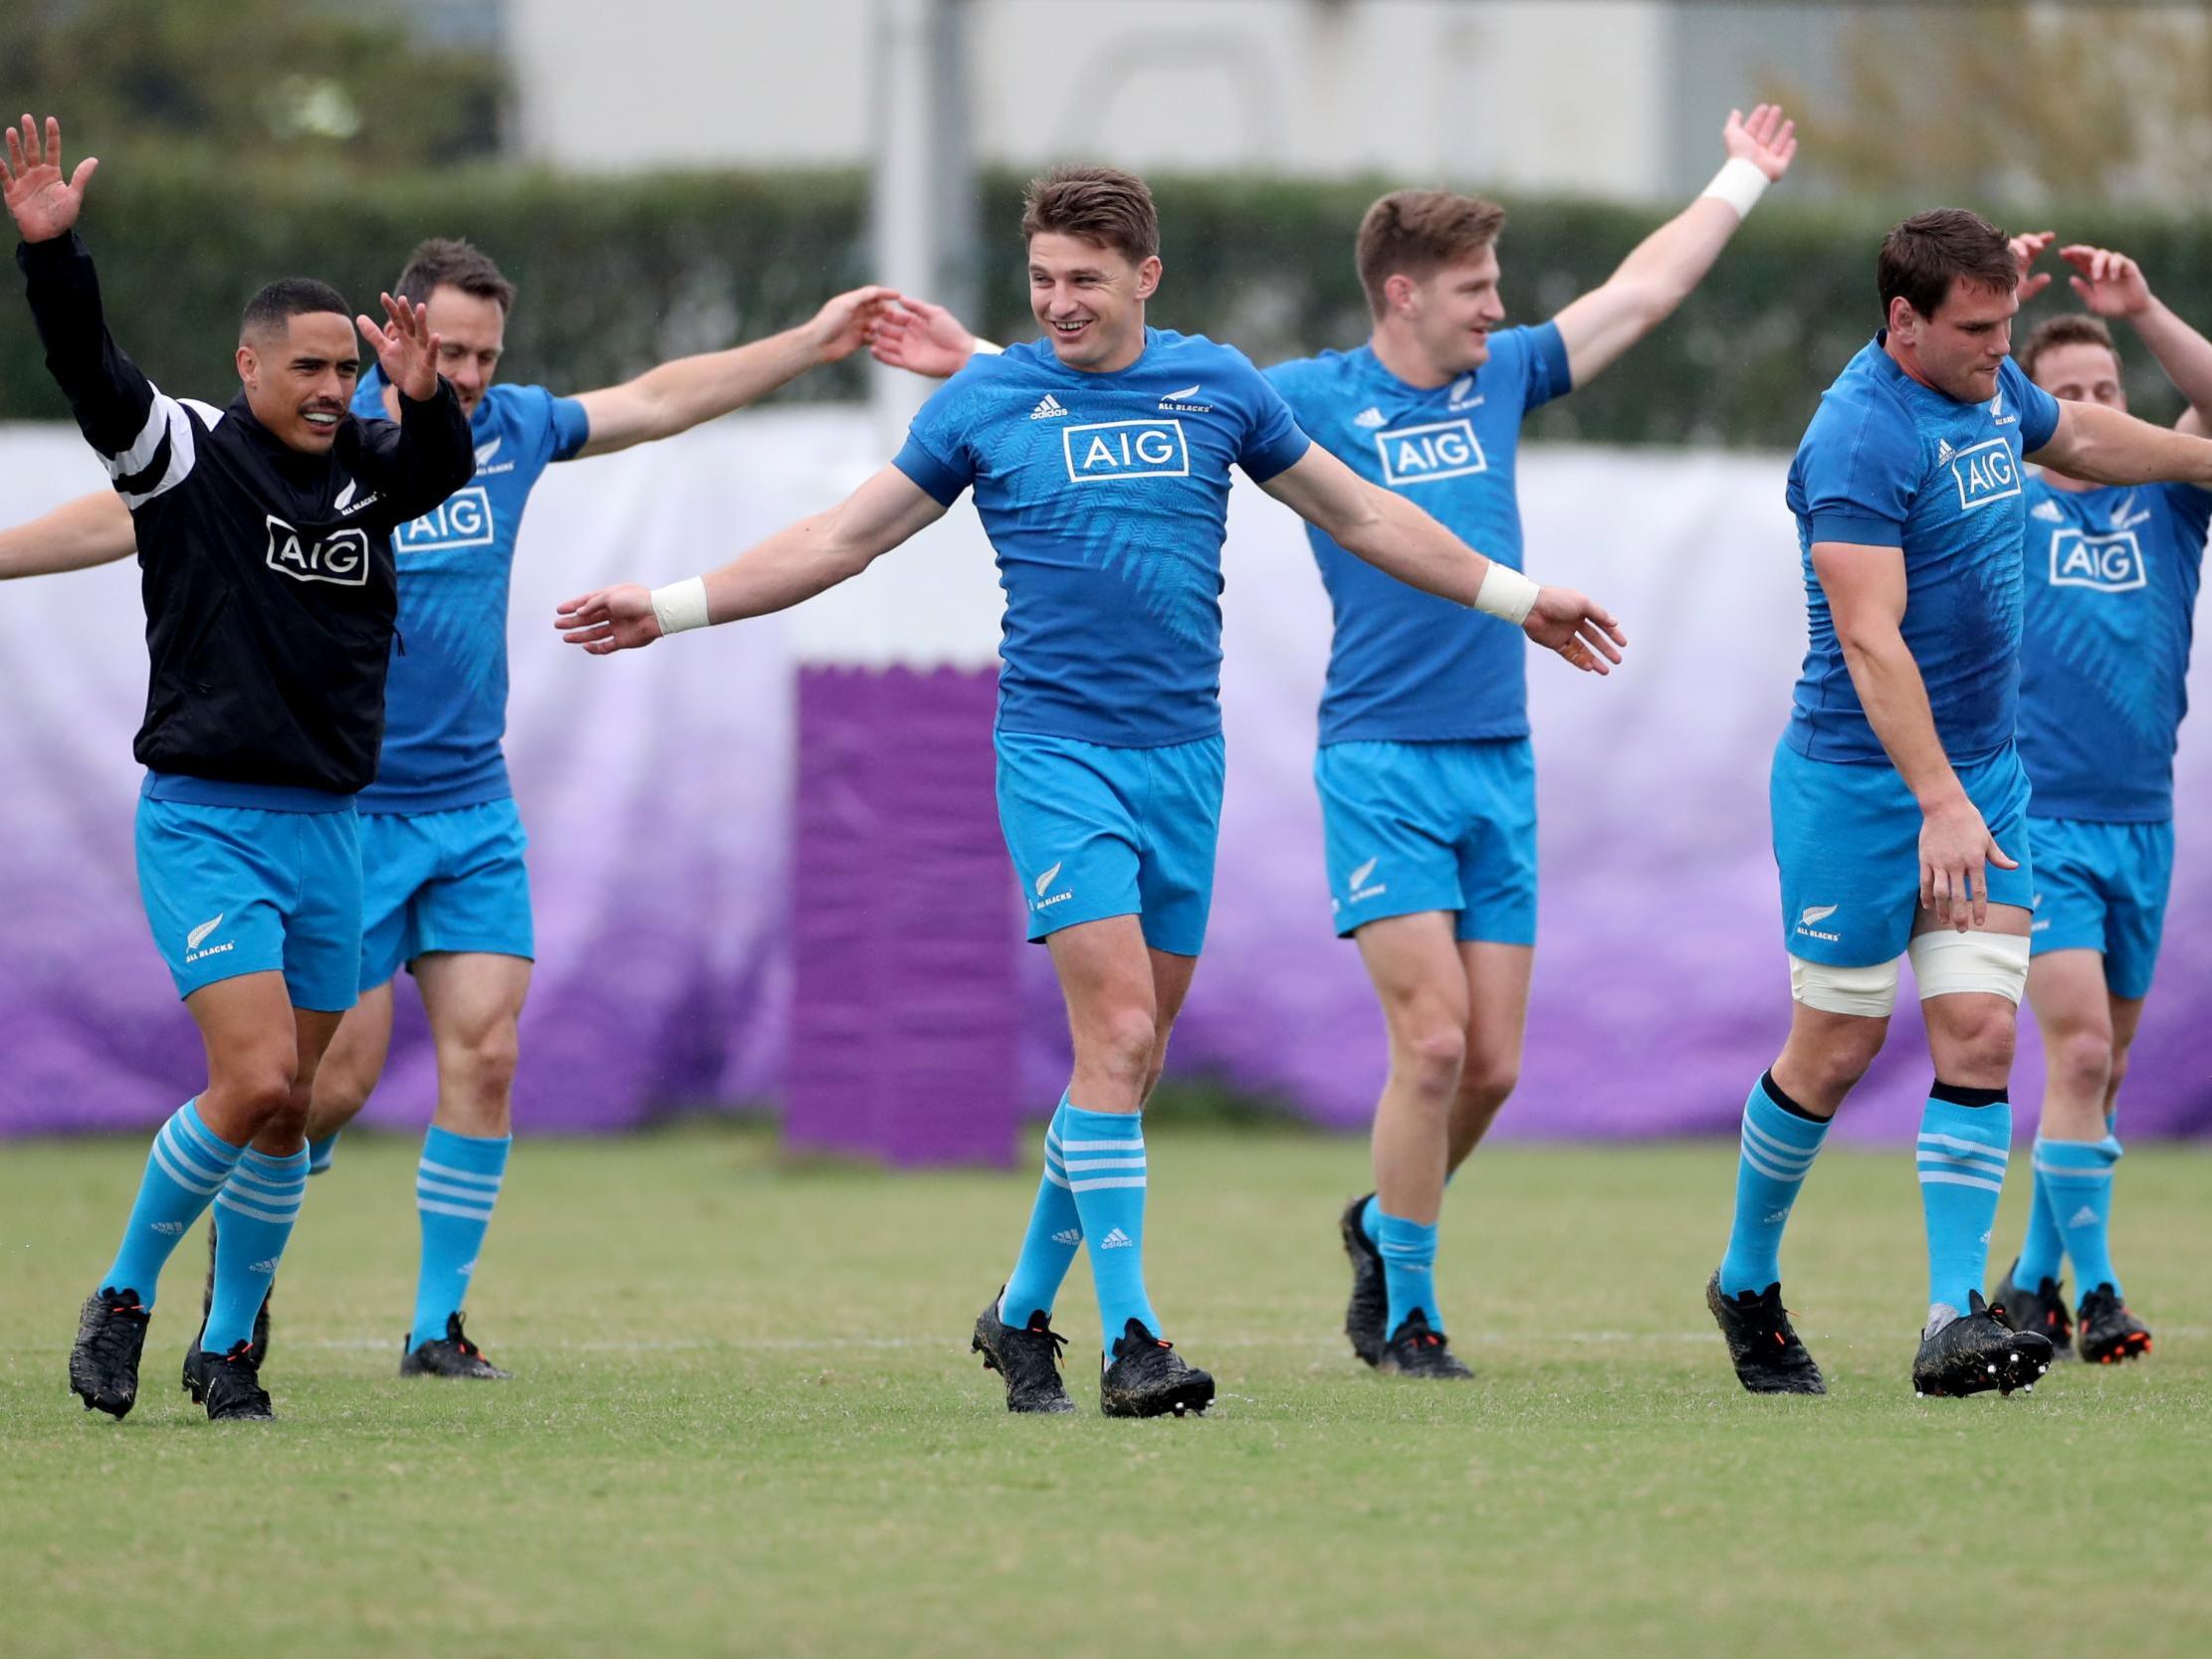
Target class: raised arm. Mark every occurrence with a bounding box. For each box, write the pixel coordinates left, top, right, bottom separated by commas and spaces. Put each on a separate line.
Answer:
0, 489, 135, 579
346, 292, 474, 521
572, 286, 899, 457
1550, 104, 1796, 388
2057, 243, 2212, 424
867, 297, 995, 380
2028, 398, 2212, 488
1257, 443, 1624, 674
1812, 542, 2012, 928
553, 463, 948, 654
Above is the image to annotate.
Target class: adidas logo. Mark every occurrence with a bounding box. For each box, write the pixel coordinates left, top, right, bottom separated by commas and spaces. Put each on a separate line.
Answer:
1761, 1208, 1791, 1224
187, 913, 225, 951
1051, 1228, 1082, 1246
1099, 1227, 1135, 1250
1353, 406, 1386, 429
151, 1220, 186, 1236
1029, 393, 1069, 420
248, 1257, 280, 1274
1937, 438, 1955, 465
1034, 861, 1062, 898
2031, 499, 2064, 522
458, 1259, 477, 1278
2068, 1205, 2100, 1229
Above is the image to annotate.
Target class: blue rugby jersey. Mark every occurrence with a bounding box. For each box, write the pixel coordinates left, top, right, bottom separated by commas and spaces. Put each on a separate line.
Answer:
1264, 325, 1570, 745
351, 368, 589, 811
893, 327, 1310, 747
1784, 338, 2061, 764
2014, 475, 2210, 821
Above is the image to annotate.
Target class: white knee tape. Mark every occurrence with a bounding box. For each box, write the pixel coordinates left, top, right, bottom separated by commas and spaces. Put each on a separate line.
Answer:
1789, 952, 1900, 1017
1909, 929, 2030, 1005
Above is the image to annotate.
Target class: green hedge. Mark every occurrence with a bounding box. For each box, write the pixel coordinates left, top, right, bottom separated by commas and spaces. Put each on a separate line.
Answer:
10, 165, 2212, 448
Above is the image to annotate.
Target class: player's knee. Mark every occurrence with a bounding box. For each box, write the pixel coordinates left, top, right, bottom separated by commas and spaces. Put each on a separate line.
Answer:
1456, 1052, 1518, 1114
215, 1053, 302, 1130
1085, 1005, 1160, 1087
1391, 1020, 1465, 1104
2049, 1026, 2114, 1101
451, 1018, 521, 1105
2105, 1042, 2133, 1102
1928, 1001, 2017, 1082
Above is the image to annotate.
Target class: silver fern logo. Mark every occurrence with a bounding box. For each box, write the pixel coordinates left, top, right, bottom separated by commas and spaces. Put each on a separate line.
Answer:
1034, 862, 1062, 898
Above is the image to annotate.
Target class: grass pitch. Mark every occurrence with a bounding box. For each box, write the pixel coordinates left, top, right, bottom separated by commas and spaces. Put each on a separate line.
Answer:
3, 1125, 2207, 1658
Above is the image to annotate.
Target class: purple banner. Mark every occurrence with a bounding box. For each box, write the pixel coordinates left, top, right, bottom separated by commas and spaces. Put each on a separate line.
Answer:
0, 419, 2204, 1141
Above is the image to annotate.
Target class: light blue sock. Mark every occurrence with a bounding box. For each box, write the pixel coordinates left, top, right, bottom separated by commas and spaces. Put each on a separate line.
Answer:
1916, 1085, 2012, 1319
999, 1095, 1084, 1327
203, 1145, 309, 1353
1375, 1210, 1440, 1336
411, 1126, 511, 1350
1360, 1167, 1455, 1249
1061, 1104, 1158, 1354
2013, 1150, 2070, 1290
2034, 1135, 2123, 1298
307, 1133, 341, 1175
104, 1100, 246, 1308
1717, 1073, 1831, 1297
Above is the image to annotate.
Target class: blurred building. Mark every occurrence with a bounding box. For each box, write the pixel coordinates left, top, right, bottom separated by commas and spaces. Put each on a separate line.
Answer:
493, 0, 1850, 199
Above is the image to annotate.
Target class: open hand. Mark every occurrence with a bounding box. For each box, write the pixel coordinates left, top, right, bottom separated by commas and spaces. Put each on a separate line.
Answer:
1722, 104, 1797, 182
2007, 230, 2055, 304
1, 115, 98, 244
805, 285, 902, 365
356, 292, 444, 402
868, 297, 980, 379
2060, 243, 2152, 319
555, 584, 662, 654
1522, 585, 1627, 676
1918, 794, 2016, 931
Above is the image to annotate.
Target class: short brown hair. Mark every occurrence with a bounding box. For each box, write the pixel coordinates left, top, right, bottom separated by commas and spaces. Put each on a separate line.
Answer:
1355, 190, 1507, 315
1878, 209, 2016, 322
393, 237, 516, 313
2017, 312, 2119, 383
1020, 166, 1159, 265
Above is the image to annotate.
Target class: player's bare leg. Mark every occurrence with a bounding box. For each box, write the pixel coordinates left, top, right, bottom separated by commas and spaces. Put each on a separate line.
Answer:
1444, 940, 1533, 1169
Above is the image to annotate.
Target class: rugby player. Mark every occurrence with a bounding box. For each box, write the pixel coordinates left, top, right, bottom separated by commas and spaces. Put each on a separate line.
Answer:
1705, 209, 2212, 1398
2, 237, 898, 1381
5, 114, 474, 1420
1985, 235, 2212, 1365
556, 165, 1626, 1416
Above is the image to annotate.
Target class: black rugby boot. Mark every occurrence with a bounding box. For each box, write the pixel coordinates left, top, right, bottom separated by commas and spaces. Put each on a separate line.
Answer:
1990, 1259, 2072, 1359
2075, 1284, 2151, 1366
1377, 1309, 1473, 1379
1339, 1194, 1387, 1366
70, 1287, 151, 1419
971, 1292, 1076, 1414
1912, 1292, 2054, 1397
199, 1340, 275, 1421
1100, 1319, 1215, 1418
399, 1313, 514, 1379
1706, 1272, 1826, 1395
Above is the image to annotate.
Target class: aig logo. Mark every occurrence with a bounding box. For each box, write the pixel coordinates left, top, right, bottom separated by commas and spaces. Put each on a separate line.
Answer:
265, 516, 368, 586
396, 487, 496, 553
1063, 419, 1190, 483
2049, 527, 2146, 594
1376, 419, 1486, 487
1947, 438, 2020, 511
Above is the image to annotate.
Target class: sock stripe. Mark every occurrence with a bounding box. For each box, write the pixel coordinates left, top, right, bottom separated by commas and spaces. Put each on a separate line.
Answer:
1917, 1131, 2007, 1156
417, 1175, 504, 1203
1068, 1174, 1147, 1191
2033, 1158, 2112, 1180
1916, 1169, 2006, 1193
417, 1158, 504, 1186
169, 1105, 239, 1163
149, 1133, 230, 1196
157, 1118, 237, 1182
1062, 1154, 1146, 1171
223, 1167, 308, 1201
416, 1197, 498, 1221
1057, 1137, 1144, 1152
1041, 1166, 1071, 1189
214, 1190, 303, 1224
1740, 1119, 1820, 1167
1916, 1151, 2008, 1179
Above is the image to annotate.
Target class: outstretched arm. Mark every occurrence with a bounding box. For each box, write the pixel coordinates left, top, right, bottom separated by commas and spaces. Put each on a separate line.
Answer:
2029, 399, 2212, 488
1550, 104, 1795, 388
2056, 244, 2212, 424
1256, 444, 1625, 675
553, 463, 948, 653
1814, 542, 2013, 930
0, 490, 135, 578
867, 297, 996, 380
573, 286, 900, 457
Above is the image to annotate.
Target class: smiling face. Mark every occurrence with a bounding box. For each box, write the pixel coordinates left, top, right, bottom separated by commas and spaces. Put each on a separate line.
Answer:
236, 311, 361, 454
1390, 245, 1507, 378
1889, 277, 2018, 404
1026, 232, 1160, 373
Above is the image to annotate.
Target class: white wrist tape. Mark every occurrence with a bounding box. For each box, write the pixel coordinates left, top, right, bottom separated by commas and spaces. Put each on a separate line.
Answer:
970, 337, 1003, 356
1700, 157, 1769, 221
649, 576, 711, 636
1472, 562, 1540, 625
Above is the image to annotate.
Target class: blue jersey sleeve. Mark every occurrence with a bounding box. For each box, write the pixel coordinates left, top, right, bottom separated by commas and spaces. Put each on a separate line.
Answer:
891, 377, 979, 507
1229, 354, 1310, 482
549, 392, 590, 462
2001, 357, 2062, 455
1519, 320, 1571, 412
1799, 392, 1917, 547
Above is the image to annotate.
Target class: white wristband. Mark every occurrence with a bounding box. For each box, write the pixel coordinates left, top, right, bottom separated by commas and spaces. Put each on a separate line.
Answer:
649, 576, 711, 637
1472, 562, 1540, 625
969, 337, 1003, 356
1700, 156, 1769, 222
